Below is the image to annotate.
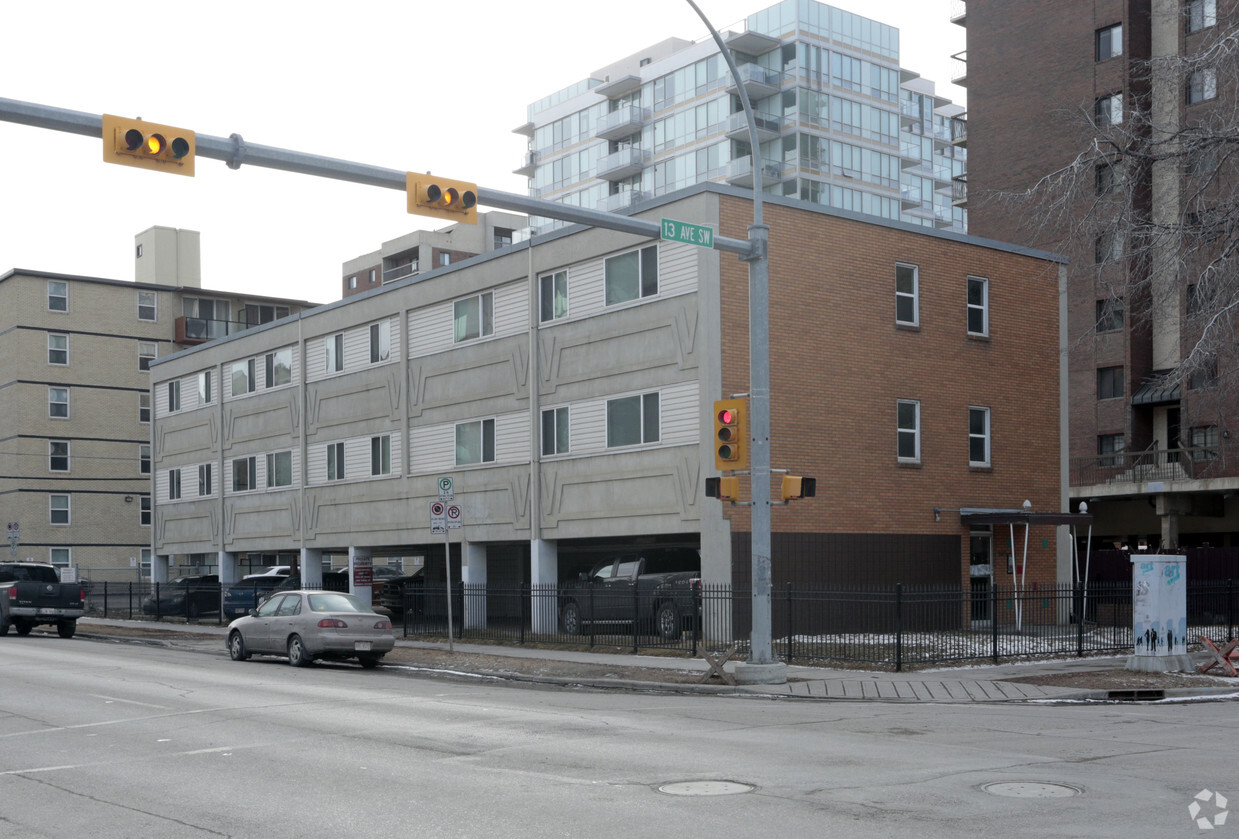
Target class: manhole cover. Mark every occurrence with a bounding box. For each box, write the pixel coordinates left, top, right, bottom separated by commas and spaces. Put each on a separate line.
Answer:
981, 782, 1082, 799
659, 781, 754, 796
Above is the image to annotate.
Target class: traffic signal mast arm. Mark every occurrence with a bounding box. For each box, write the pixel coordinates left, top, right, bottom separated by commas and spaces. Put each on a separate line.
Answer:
0, 96, 755, 257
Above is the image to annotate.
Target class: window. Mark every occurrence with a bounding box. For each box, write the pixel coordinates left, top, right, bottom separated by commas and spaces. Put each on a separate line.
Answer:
139, 392, 151, 424
1095, 24, 1122, 61
49, 387, 69, 418
48, 333, 68, 365
266, 451, 292, 488
1095, 93, 1123, 127
895, 263, 919, 325
1095, 162, 1116, 196
1097, 366, 1124, 399
1188, 68, 1217, 104
494, 228, 514, 248
604, 245, 658, 306
50, 495, 69, 525
897, 399, 920, 462
370, 435, 392, 476
48, 280, 68, 312
139, 444, 151, 475
233, 456, 256, 492
369, 269, 377, 284
241, 303, 289, 328
232, 359, 255, 395
606, 393, 660, 448
326, 442, 345, 481
198, 371, 212, 405
1096, 298, 1124, 332
1095, 231, 1121, 264
265, 348, 292, 388
1190, 426, 1219, 461
50, 548, 70, 569
1189, 357, 1219, 389
540, 271, 569, 322
969, 407, 991, 467
542, 407, 570, 455
348, 276, 357, 290
454, 294, 493, 342
370, 320, 392, 362
1188, 0, 1216, 32
140, 496, 151, 526
198, 463, 212, 497
138, 291, 157, 321
168, 380, 181, 412
439, 252, 451, 267
1098, 433, 1125, 467
456, 419, 496, 465
326, 333, 344, 373
967, 276, 989, 336
168, 468, 182, 500
139, 341, 157, 371
49, 440, 69, 472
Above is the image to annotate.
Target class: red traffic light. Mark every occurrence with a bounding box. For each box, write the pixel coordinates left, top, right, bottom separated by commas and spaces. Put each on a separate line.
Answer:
717, 408, 734, 425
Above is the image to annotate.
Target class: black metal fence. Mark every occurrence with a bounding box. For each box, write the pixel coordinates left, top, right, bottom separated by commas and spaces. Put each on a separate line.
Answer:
83, 578, 1239, 672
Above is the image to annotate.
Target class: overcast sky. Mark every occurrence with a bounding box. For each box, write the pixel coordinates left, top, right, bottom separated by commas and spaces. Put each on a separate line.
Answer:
0, 1, 964, 305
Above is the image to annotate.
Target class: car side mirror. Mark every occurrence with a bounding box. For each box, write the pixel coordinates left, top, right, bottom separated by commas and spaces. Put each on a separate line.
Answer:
579, 572, 589, 581
248, 609, 258, 617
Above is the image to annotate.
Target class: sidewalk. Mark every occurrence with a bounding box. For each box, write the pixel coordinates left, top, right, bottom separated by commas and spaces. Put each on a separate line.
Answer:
77, 618, 1239, 704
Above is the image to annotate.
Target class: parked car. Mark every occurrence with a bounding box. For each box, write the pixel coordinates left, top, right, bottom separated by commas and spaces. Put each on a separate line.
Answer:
259, 571, 349, 607
226, 590, 394, 668
379, 568, 426, 616
244, 565, 291, 580
0, 562, 86, 638
559, 553, 700, 640
223, 574, 287, 620
141, 575, 221, 619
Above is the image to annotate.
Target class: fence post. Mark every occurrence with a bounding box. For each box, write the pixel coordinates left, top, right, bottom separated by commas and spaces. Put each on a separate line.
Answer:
991, 580, 999, 664
1229, 579, 1235, 644
894, 583, 903, 673
631, 583, 639, 655
784, 582, 794, 664
1076, 581, 1084, 658
691, 583, 701, 657
587, 583, 595, 649
102, 581, 108, 617
520, 582, 528, 645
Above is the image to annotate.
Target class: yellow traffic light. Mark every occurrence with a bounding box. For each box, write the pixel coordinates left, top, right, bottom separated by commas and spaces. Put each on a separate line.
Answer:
705, 476, 740, 502
781, 476, 817, 502
713, 398, 747, 471
102, 115, 195, 176
407, 173, 478, 224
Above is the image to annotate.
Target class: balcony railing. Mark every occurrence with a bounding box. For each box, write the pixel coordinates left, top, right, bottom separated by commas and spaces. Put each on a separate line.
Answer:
175, 316, 247, 345
1071, 441, 1239, 488
383, 262, 418, 284
595, 105, 650, 141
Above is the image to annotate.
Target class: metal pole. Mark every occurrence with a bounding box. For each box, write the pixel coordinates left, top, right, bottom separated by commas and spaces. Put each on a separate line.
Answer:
444, 530, 454, 654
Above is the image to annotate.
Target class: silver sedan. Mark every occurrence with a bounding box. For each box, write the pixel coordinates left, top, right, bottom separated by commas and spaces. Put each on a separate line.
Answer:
226, 590, 395, 668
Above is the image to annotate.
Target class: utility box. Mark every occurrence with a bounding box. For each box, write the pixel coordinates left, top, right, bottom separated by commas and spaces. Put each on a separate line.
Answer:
1127, 555, 1192, 672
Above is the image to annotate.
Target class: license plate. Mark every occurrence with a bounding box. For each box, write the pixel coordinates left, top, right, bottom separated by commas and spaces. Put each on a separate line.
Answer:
354, 641, 372, 651
37, 608, 57, 616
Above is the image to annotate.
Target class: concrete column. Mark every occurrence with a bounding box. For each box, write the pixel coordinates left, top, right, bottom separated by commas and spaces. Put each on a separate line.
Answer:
218, 551, 238, 585
300, 548, 324, 588
347, 546, 371, 607
462, 541, 488, 629
152, 555, 172, 584
530, 538, 558, 634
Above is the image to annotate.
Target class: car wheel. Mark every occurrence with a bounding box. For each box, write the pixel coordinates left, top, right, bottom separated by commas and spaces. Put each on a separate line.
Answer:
287, 634, 311, 667
228, 631, 251, 661
14, 620, 33, 637
187, 600, 199, 620
358, 654, 382, 669
0, 620, 9, 637
560, 600, 582, 635
57, 620, 76, 639
655, 602, 680, 640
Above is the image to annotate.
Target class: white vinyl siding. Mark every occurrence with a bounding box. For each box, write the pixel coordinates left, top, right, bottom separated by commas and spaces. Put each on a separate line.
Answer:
408, 413, 529, 474
226, 347, 299, 398
224, 450, 301, 494
538, 382, 698, 458
306, 434, 403, 484
408, 281, 527, 358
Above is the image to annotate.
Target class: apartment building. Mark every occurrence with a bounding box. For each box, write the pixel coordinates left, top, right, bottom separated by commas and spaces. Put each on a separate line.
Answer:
341, 211, 526, 299
515, 0, 967, 236
958, 0, 1239, 548
0, 227, 318, 582
149, 185, 1067, 622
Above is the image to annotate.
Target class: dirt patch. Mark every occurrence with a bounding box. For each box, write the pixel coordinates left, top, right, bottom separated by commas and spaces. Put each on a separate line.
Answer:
1003, 667, 1237, 691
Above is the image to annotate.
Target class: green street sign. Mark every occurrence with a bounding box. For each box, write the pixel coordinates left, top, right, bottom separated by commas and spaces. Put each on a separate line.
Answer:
661, 218, 714, 248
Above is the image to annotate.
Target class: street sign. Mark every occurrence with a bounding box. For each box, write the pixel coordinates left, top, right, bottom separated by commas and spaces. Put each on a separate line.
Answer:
661, 218, 714, 248
438, 476, 454, 501
429, 500, 446, 534
446, 504, 463, 530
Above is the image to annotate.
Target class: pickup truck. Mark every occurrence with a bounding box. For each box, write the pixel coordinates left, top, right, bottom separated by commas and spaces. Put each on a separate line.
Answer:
558, 554, 700, 640
0, 562, 86, 638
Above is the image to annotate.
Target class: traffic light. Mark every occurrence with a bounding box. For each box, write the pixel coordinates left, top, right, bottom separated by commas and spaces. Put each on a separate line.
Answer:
102, 115, 195, 176
705, 476, 740, 502
781, 476, 817, 502
713, 398, 747, 470
407, 174, 478, 224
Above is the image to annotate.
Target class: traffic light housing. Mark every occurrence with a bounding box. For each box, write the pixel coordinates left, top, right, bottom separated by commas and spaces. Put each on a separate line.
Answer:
713, 398, 747, 470
407, 174, 478, 224
781, 476, 817, 502
705, 476, 740, 502
102, 115, 195, 176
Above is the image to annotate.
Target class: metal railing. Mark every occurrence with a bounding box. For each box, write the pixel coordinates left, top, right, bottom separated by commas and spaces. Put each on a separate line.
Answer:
1071, 441, 1239, 487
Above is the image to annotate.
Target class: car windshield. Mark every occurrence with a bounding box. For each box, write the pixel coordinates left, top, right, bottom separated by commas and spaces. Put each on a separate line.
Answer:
308, 592, 367, 613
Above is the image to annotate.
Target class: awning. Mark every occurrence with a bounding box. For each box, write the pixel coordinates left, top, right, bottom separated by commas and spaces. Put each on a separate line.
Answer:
1130, 373, 1181, 406
960, 511, 1093, 527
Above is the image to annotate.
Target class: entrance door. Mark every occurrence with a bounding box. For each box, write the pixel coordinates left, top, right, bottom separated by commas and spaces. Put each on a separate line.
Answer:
969, 529, 993, 622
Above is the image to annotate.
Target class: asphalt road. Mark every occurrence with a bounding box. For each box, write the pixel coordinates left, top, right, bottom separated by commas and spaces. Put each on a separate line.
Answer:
1, 635, 1234, 838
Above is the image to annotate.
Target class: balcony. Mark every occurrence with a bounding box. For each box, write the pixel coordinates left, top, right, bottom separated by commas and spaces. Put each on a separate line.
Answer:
725, 111, 784, 143
950, 0, 966, 26
724, 156, 785, 188
382, 261, 419, 284
726, 63, 784, 100
951, 116, 968, 147
952, 51, 968, 87
603, 190, 649, 213
725, 29, 781, 56
596, 147, 649, 180
595, 74, 642, 99
596, 105, 650, 141
952, 175, 968, 207
175, 316, 246, 345
513, 151, 537, 177
1071, 442, 1239, 490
